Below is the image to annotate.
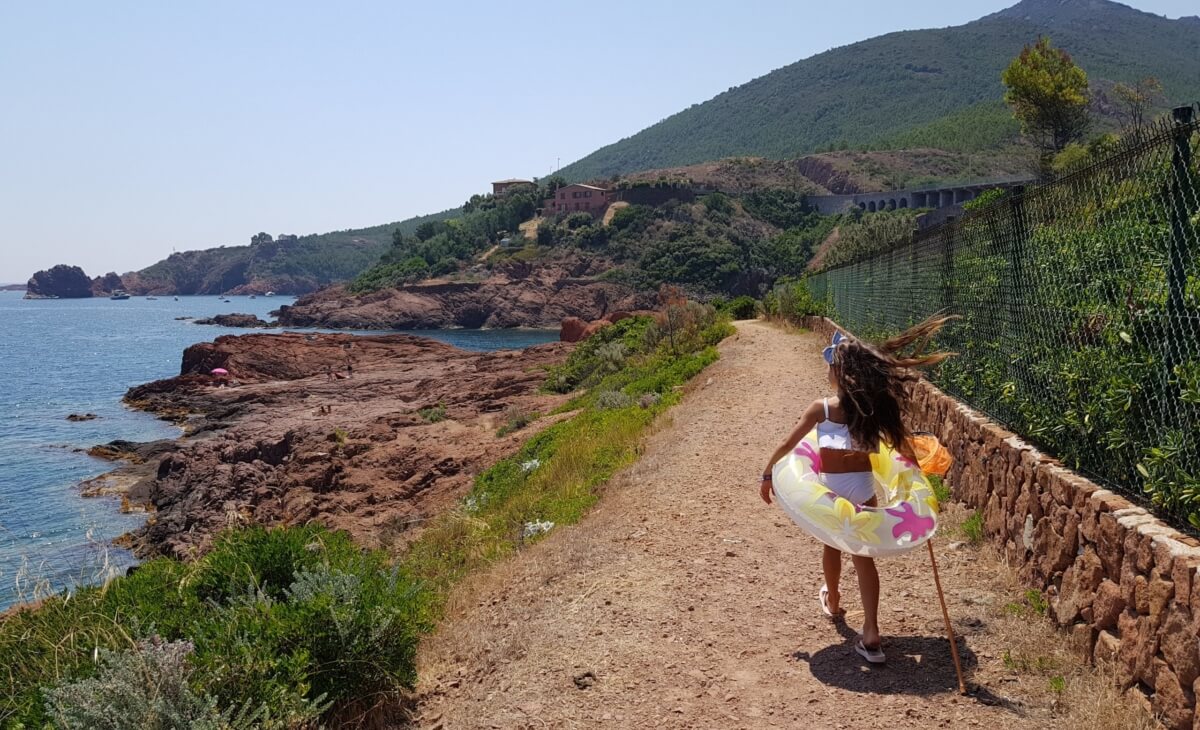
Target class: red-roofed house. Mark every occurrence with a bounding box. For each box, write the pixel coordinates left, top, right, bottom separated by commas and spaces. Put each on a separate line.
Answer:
543, 184, 612, 218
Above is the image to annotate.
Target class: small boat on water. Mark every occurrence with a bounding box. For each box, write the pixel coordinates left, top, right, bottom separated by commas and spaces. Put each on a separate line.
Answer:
146, 296, 158, 300
110, 290, 131, 300
249, 294, 256, 299
174, 296, 179, 301
264, 291, 275, 297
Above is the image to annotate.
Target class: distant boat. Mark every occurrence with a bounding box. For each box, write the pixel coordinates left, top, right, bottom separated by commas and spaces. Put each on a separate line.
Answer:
249, 294, 256, 299
110, 290, 130, 300
264, 291, 275, 297
146, 296, 158, 300
174, 296, 179, 301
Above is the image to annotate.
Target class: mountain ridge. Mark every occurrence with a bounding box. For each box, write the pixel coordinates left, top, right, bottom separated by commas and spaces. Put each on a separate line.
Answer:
556, 0, 1200, 182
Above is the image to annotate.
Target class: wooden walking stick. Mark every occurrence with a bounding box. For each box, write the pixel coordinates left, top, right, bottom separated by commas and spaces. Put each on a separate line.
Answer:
927, 539, 967, 694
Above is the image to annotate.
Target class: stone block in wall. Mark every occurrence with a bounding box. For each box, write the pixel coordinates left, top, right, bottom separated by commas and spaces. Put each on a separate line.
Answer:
1056, 548, 1105, 626
1094, 629, 1121, 666
1153, 658, 1195, 730
1118, 610, 1160, 687
1159, 602, 1200, 688
1032, 513, 1078, 582
1068, 622, 1096, 662
1098, 512, 1126, 584
1149, 576, 1176, 623
1093, 579, 1126, 630
984, 492, 1006, 540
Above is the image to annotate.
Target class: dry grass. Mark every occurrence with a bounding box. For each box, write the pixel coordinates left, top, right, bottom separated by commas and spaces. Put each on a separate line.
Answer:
933, 500, 1161, 729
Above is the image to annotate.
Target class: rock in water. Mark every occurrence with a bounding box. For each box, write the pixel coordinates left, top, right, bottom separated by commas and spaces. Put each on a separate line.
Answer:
193, 313, 275, 328
26, 264, 94, 298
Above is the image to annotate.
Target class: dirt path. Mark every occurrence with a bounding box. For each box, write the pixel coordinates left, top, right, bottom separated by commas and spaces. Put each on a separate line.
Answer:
413, 322, 1081, 729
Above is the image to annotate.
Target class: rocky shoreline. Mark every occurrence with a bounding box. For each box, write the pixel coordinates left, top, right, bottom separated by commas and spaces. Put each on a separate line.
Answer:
276, 261, 655, 330
90, 331, 573, 560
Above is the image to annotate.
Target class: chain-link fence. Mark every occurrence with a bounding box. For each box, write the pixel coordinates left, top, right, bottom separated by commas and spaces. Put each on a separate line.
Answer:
805, 105, 1200, 529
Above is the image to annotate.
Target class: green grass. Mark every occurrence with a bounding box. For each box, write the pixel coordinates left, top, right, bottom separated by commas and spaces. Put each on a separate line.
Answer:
961, 510, 985, 544
929, 475, 951, 506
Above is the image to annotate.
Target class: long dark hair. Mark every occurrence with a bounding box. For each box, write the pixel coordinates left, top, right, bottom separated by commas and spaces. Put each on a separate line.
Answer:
829, 316, 956, 453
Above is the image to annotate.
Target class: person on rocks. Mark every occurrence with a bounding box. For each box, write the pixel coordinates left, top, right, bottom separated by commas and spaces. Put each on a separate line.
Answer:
759, 316, 954, 664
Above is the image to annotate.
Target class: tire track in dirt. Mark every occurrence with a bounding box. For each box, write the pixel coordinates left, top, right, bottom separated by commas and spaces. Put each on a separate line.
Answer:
413, 321, 1058, 729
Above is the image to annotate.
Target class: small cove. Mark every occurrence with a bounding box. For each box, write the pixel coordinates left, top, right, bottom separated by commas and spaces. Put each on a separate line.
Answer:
0, 290, 556, 609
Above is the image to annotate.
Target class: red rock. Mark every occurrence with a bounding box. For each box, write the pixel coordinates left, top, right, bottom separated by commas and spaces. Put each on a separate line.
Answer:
1093, 580, 1126, 630
580, 320, 610, 341
1056, 548, 1105, 625
118, 332, 574, 559
1154, 659, 1195, 730
1118, 611, 1160, 686
1093, 516, 1122, 575
1068, 622, 1095, 661
1094, 629, 1121, 666
560, 317, 588, 343
276, 261, 656, 330
1159, 602, 1200, 687
1149, 576, 1176, 622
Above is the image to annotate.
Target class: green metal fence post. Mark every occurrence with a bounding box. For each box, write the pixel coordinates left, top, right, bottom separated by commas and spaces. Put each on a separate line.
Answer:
1007, 186, 1028, 330
1167, 106, 1196, 376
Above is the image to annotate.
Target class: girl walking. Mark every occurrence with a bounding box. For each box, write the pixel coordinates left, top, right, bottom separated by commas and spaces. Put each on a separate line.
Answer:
759, 317, 953, 663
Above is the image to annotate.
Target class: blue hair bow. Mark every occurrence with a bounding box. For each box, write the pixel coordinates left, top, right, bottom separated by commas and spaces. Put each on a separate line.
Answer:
822, 331, 845, 365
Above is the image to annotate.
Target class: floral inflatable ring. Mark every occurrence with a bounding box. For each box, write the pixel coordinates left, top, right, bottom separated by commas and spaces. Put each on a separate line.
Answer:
771, 429, 939, 557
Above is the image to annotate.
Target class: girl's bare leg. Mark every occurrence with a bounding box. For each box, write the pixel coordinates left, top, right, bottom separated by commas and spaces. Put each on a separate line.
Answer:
851, 554, 881, 647
822, 545, 843, 613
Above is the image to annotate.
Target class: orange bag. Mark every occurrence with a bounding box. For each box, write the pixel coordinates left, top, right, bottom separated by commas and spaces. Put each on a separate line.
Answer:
910, 432, 952, 478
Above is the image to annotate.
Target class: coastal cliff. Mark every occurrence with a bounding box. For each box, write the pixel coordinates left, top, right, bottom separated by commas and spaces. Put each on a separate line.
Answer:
276, 261, 655, 330
117, 332, 572, 558
25, 265, 94, 298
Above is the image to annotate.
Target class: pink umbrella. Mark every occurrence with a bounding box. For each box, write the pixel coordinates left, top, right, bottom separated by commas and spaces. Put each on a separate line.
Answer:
211, 368, 229, 376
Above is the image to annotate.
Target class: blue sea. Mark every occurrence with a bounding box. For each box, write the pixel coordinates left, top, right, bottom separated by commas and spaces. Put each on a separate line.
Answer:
0, 290, 557, 610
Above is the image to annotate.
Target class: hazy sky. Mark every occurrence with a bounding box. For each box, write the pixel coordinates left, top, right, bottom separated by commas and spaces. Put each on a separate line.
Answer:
1, 1, 1194, 282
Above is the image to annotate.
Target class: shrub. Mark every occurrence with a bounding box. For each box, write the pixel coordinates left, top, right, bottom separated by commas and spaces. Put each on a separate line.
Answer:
638, 392, 662, 409
44, 638, 235, 730
0, 525, 426, 727
544, 316, 654, 394
596, 390, 635, 410
497, 405, 538, 436
418, 404, 447, 423
765, 277, 827, 322
722, 295, 759, 320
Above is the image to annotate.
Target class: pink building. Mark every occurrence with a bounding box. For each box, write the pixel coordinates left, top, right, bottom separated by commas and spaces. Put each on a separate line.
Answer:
543, 184, 613, 218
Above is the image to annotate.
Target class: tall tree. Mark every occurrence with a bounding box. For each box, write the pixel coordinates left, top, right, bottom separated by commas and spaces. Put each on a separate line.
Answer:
1001, 37, 1091, 170
1112, 77, 1163, 133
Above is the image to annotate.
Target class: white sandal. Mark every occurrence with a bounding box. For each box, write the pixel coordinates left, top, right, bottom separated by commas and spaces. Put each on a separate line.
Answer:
855, 637, 886, 664
819, 585, 842, 617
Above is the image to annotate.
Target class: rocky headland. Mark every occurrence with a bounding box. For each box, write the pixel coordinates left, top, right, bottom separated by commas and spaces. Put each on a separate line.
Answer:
98, 331, 573, 559
275, 261, 655, 330
25, 265, 95, 298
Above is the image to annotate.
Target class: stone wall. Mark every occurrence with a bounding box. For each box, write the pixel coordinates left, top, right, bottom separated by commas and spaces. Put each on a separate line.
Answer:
803, 316, 1200, 728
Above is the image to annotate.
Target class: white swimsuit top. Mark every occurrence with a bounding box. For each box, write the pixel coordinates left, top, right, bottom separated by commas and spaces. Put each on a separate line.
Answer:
816, 399, 854, 450
816, 399, 876, 505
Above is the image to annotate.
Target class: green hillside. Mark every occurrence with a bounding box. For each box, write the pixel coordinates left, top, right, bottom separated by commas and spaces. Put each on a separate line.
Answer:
557, 0, 1200, 181
117, 207, 461, 295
